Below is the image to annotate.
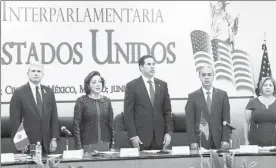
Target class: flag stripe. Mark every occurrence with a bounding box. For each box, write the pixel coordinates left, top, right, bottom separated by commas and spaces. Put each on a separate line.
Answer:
215, 69, 233, 76
232, 56, 250, 62
216, 75, 234, 82
236, 79, 254, 85
214, 62, 232, 71
13, 130, 27, 144
234, 67, 252, 74
13, 122, 30, 150
256, 44, 272, 96
234, 73, 252, 79
233, 61, 250, 67
231, 49, 248, 55
199, 114, 209, 141
190, 30, 255, 92
219, 57, 232, 65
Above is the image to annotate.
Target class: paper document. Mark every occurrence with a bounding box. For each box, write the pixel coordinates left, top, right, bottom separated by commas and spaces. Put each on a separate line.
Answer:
142, 150, 160, 153
48, 154, 63, 157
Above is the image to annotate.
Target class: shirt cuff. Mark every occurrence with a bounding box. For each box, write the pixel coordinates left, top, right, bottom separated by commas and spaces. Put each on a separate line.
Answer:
166, 131, 172, 136
130, 136, 138, 140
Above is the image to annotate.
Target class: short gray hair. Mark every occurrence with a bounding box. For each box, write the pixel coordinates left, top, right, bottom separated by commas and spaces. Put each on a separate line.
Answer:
28, 61, 44, 72
198, 65, 214, 76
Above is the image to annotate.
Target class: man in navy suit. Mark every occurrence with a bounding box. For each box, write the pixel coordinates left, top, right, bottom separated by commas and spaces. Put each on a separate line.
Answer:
185, 65, 230, 150
124, 55, 173, 150
10, 61, 60, 153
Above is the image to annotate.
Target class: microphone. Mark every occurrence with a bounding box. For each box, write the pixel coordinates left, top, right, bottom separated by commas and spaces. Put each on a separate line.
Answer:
223, 121, 236, 130
61, 126, 72, 136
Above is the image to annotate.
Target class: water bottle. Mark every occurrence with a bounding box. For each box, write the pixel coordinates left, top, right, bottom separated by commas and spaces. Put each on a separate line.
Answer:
35, 141, 42, 161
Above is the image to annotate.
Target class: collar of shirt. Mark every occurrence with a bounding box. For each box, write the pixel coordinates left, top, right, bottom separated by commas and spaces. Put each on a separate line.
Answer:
202, 87, 213, 100
141, 75, 155, 94
29, 81, 41, 90
29, 81, 42, 103
141, 75, 155, 85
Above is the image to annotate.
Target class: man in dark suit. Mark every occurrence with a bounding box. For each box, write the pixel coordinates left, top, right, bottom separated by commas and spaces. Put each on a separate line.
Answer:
185, 65, 230, 150
114, 112, 132, 149
124, 55, 173, 150
10, 61, 60, 154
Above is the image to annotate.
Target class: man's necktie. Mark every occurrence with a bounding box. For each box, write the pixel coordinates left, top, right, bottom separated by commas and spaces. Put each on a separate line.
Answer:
206, 91, 212, 114
36, 86, 43, 117
147, 80, 155, 106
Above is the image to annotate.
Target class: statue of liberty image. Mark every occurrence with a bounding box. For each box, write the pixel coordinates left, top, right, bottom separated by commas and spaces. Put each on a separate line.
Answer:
210, 0, 239, 50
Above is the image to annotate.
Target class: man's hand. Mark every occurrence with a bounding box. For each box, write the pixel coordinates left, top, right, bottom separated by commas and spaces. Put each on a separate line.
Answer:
22, 145, 29, 153
190, 143, 199, 149
190, 143, 199, 154
49, 138, 57, 152
163, 133, 171, 150
131, 136, 143, 150
244, 139, 250, 145
220, 141, 230, 150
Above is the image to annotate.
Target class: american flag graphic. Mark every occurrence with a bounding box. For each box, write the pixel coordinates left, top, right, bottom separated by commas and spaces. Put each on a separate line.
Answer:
255, 43, 272, 96
191, 30, 255, 92
190, 30, 213, 71
199, 115, 209, 141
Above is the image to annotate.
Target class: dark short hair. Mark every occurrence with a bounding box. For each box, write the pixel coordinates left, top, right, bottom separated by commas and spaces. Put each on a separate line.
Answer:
258, 76, 276, 96
84, 71, 105, 95
138, 55, 153, 71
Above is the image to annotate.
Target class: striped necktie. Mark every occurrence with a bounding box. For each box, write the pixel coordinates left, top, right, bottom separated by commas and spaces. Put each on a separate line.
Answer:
206, 91, 212, 114
147, 80, 155, 106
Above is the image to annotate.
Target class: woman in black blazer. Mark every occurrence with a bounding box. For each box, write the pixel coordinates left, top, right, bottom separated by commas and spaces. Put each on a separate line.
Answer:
73, 71, 114, 151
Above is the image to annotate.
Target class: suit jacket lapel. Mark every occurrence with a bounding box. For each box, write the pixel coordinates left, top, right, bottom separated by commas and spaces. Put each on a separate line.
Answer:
26, 83, 41, 120
154, 78, 161, 108
41, 86, 47, 118
199, 88, 210, 116
138, 76, 152, 108
210, 87, 218, 116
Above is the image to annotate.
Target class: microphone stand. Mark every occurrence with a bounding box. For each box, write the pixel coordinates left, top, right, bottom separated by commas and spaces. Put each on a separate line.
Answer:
229, 129, 233, 149
65, 133, 69, 151
199, 132, 202, 152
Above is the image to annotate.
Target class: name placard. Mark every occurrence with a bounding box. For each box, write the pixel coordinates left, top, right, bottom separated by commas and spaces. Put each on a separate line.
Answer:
239, 145, 259, 153
63, 149, 84, 159
171, 146, 190, 155
119, 148, 139, 157
1, 153, 15, 163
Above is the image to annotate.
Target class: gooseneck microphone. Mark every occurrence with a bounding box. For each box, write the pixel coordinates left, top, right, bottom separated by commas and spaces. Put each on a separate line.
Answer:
223, 121, 236, 130
61, 126, 72, 136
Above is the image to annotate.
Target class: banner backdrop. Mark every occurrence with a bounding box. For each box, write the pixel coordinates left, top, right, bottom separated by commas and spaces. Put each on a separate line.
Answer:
1, 1, 276, 103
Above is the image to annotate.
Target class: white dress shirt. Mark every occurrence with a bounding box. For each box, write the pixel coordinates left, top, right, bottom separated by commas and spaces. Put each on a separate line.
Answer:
29, 81, 43, 104
141, 75, 155, 98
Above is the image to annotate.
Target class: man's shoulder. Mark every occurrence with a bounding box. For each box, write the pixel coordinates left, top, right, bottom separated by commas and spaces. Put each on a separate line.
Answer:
41, 85, 54, 94
188, 88, 202, 96
214, 88, 228, 95
154, 78, 167, 85
126, 77, 141, 86
14, 83, 29, 93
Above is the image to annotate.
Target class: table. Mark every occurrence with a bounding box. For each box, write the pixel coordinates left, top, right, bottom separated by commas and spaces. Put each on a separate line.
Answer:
2, 152, 276, 168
